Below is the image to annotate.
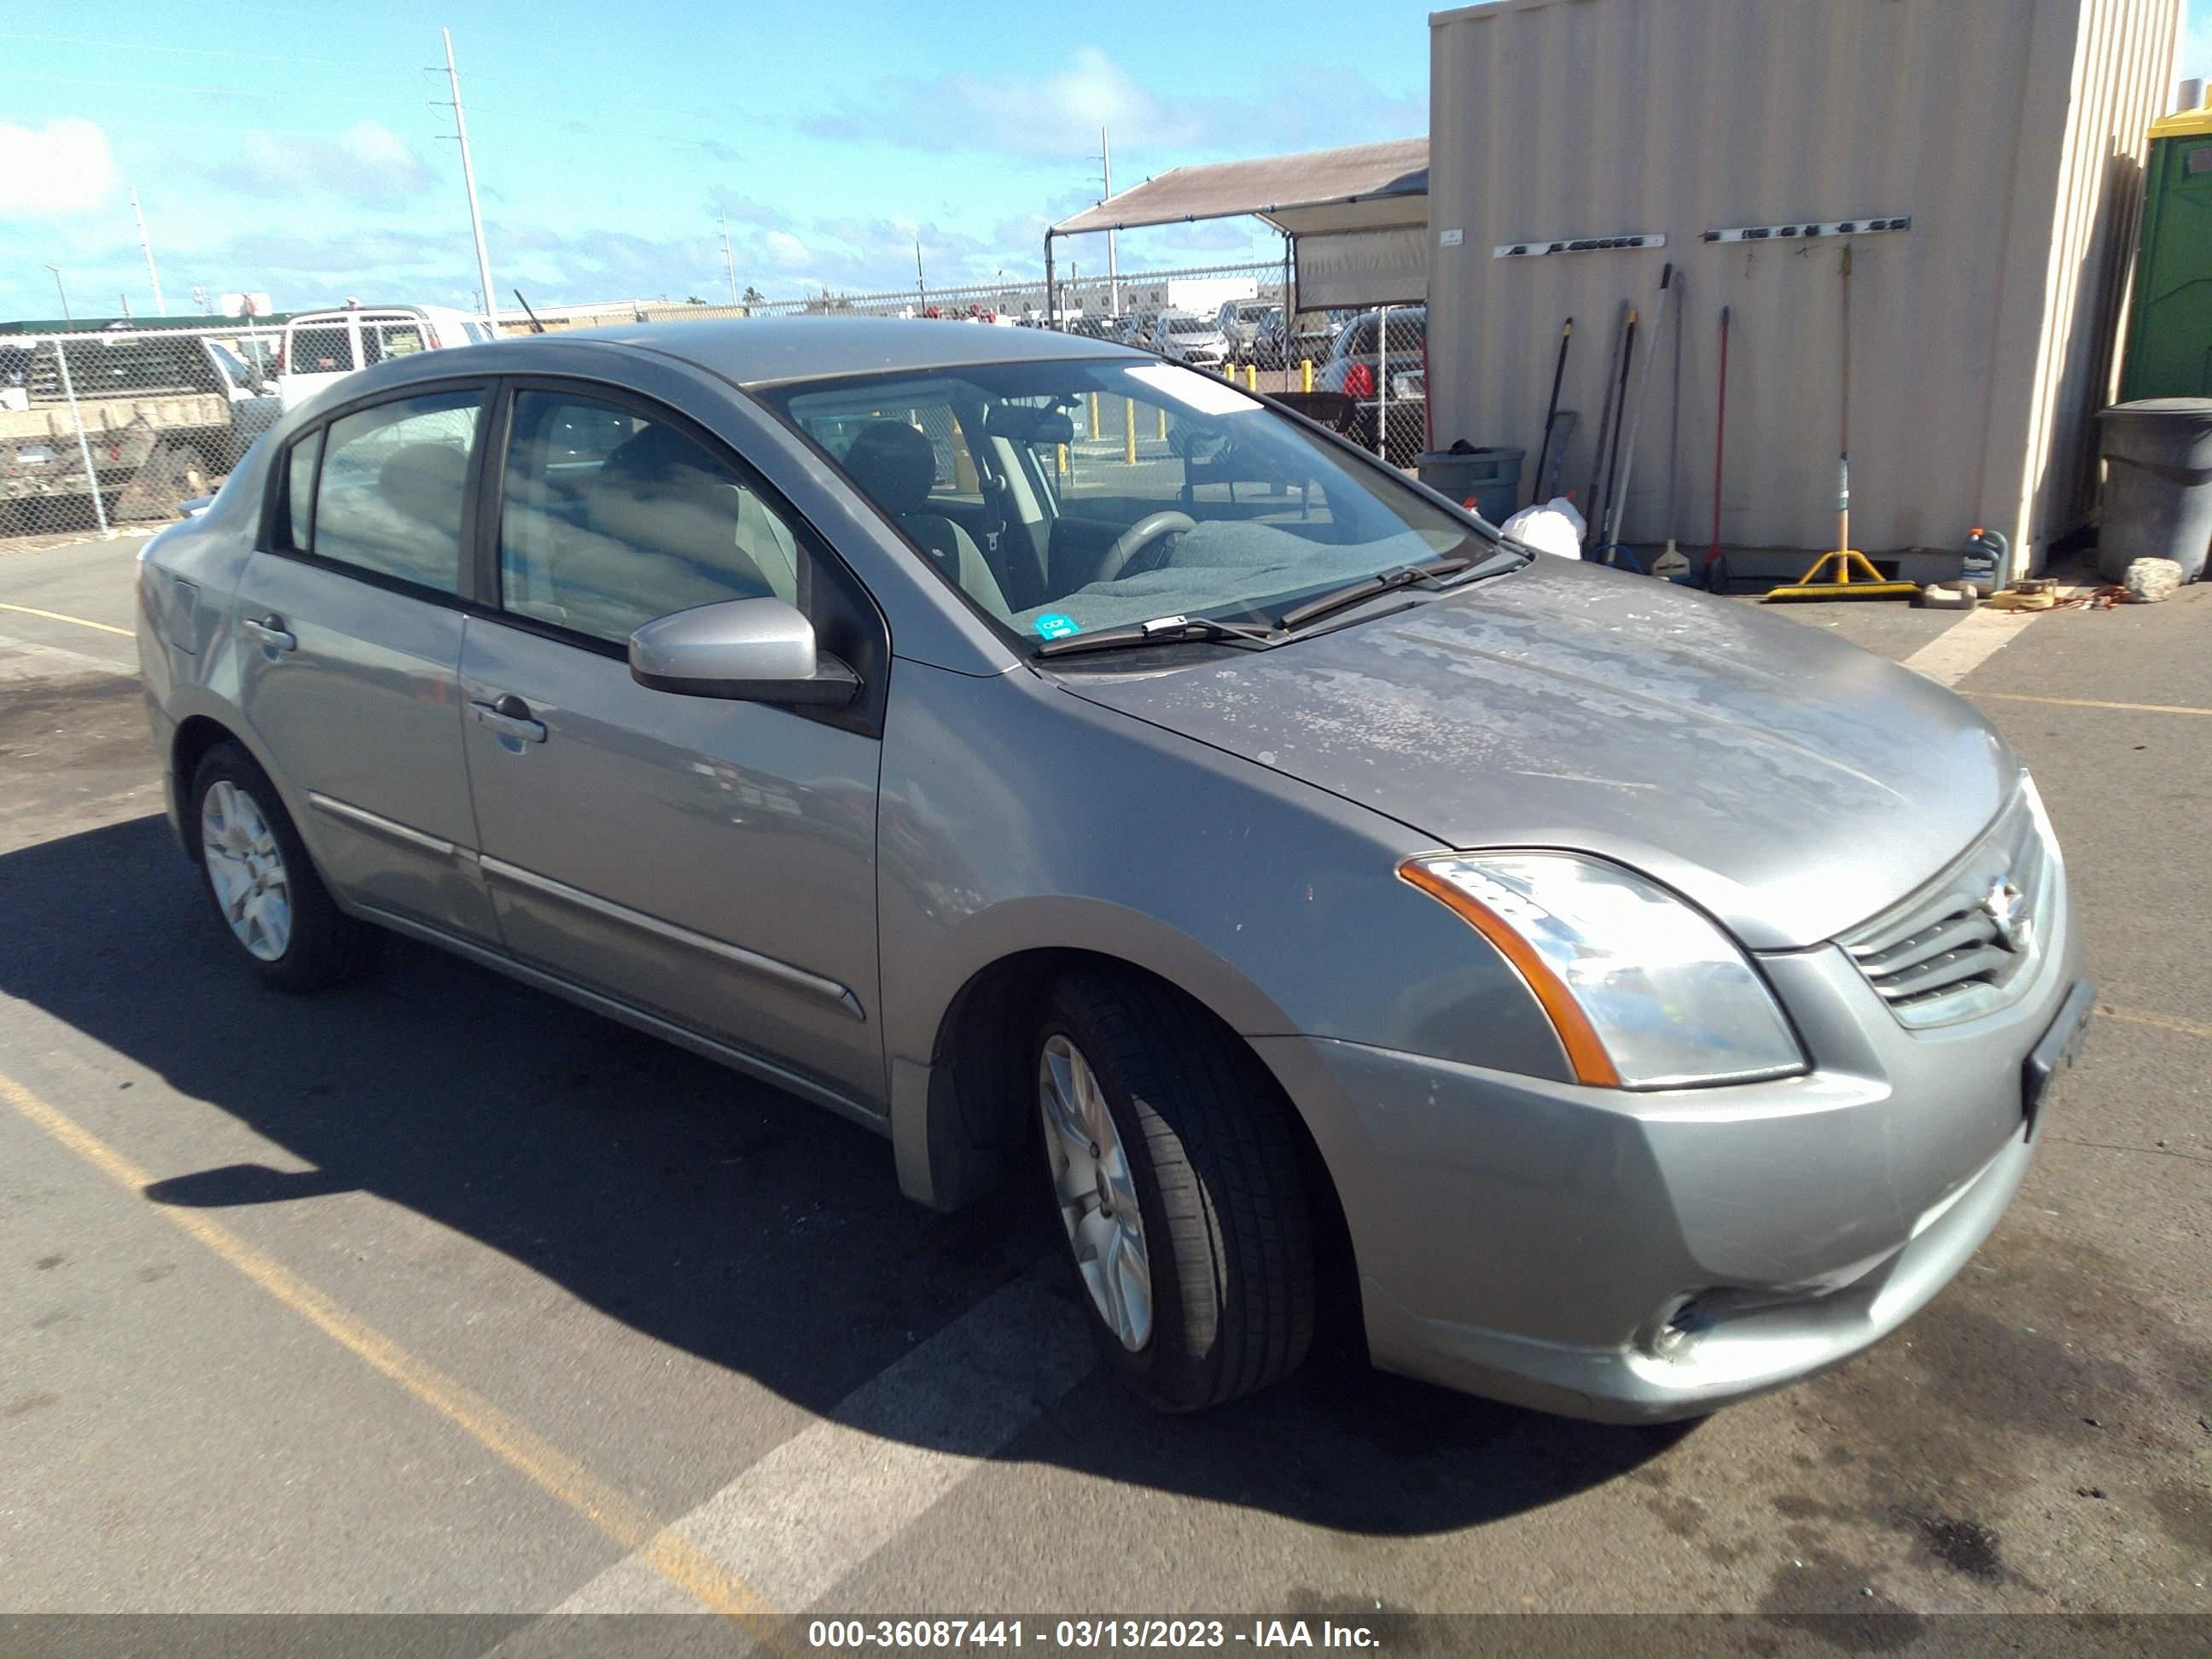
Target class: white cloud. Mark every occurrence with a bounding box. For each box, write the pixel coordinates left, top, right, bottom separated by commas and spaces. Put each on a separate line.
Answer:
205, 119, 438, 210
765, 230, 814, 271
805, 48, 1423, 164
0, 119, 119, 218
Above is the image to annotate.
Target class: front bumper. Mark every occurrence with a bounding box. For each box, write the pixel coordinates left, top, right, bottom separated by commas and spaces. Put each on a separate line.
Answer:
1254, 894, 2086, 1421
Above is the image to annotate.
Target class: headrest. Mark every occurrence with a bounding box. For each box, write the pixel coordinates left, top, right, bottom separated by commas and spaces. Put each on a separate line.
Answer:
840, 421, 937, 515
377, 443, 469, 527
599, 423, 723, 489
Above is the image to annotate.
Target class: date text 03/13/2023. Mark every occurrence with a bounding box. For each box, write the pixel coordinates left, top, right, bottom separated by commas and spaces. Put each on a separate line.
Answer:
805, 1618, 1382, 1649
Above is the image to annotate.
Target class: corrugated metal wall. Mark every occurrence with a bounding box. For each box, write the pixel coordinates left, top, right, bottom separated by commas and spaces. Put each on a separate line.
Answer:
1427, 0, 2180, 569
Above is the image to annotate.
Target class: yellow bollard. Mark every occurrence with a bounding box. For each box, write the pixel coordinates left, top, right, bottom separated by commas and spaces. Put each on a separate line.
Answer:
1123, 397, 1138, 465
1087, 393, 1100, 440
1057, 442, 1068, 478
1156, 406, 1167, 442
1301, 358, 1313, 393
1245, 363, 1257, 393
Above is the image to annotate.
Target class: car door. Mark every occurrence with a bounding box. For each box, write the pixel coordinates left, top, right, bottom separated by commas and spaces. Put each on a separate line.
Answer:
234, 382, 498, 944
458, 381, 887, 1112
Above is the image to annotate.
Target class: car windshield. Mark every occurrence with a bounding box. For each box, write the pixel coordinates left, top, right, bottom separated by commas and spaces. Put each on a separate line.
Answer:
1166, 317, 1213, 335
763, 357, 1506, 649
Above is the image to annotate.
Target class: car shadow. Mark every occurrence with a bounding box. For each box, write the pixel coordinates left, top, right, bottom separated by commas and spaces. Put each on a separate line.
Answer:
0, 813, 1690, 1536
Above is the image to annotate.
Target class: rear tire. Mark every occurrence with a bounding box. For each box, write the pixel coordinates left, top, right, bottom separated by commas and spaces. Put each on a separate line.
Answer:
187, 742, 379, 992
1034, 970, 1315, 1412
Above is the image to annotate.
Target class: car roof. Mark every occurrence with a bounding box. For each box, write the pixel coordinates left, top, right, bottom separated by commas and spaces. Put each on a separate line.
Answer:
544, 316, 1135, 387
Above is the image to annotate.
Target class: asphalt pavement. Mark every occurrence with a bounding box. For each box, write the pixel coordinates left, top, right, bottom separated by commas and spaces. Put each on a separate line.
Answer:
1, 532, 2205, 1648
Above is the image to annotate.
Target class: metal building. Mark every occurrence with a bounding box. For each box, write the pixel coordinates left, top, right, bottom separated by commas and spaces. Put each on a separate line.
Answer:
1425, 0, 2186, 578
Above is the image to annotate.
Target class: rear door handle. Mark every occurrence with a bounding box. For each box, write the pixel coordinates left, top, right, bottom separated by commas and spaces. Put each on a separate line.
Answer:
241, 614, 296, 652
470, 693, 548, 744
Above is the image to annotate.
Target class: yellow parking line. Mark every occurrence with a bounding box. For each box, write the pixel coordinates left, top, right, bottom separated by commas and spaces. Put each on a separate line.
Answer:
0, 1070, 771, 1623
2098, 1004, 2212, 1042
0, 600, 133, 637
1968, 690, 2212, 719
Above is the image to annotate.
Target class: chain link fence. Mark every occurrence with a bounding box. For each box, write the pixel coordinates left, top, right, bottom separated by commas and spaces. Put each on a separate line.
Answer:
3, 265, 1432, 547
2, 324, 282, 541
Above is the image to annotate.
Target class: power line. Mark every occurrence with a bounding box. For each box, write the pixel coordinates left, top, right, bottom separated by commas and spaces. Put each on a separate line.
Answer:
0, 71, 412, 100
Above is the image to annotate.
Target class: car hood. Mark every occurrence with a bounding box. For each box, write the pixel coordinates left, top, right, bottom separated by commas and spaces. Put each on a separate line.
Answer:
1060, 558, 2017, 950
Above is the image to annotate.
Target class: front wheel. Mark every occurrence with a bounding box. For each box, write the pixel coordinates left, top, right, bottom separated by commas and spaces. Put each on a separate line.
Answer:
1034, 971, 1315, 1412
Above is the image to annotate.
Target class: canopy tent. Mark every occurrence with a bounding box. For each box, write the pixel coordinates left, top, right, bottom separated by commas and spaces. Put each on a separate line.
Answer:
1045, 137, 1429, 319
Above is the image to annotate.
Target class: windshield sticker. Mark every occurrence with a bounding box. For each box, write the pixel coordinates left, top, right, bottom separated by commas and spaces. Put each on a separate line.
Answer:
1033, 613, 1081, 640
1124, 364, 1262, 417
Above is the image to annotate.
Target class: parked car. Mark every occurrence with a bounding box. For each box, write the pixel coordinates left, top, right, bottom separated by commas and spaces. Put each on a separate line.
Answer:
1149, 311, 1230, 368
137, 318, 2088, 1423
1215, 300, 1281, 364
1316, 306, 1429, 451
1283, 308, 1356, 367
275, 304, 492, 413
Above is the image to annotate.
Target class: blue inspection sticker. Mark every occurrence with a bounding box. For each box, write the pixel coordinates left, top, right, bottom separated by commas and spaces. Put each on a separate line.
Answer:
1033, 614, 1081, 639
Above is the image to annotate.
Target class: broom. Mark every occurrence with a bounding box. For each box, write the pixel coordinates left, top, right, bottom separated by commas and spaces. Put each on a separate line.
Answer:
1766, 243, 1918, 602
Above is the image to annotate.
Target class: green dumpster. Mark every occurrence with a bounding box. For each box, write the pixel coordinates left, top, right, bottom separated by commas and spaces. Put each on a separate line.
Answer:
2120, 103, 2212, 401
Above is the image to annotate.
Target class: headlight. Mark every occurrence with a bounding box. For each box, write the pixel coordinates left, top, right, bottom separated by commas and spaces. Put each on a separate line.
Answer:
1399, 852, 1807, 1090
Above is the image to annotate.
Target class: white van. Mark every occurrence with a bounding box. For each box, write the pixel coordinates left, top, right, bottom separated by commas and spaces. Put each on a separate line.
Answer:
275, 305, 494, 412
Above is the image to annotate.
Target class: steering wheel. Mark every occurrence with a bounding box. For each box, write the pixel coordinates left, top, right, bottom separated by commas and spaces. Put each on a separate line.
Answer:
1097, 510, 1197, 583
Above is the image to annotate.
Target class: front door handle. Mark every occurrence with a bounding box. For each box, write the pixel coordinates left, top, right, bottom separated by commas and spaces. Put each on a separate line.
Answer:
470, 693, 548, 744
241, 614, 296, 652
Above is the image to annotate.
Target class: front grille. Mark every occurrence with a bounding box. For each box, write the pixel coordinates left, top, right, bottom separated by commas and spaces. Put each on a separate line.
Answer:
1841, 789, 2053, 1028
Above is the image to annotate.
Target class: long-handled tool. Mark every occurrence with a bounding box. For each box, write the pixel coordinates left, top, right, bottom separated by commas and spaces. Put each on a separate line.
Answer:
1580, 301, 1630, 533
1654, 269, 1691, 581
1702, 305, 1732, 590
1592, 306, 1639, 556
1598, 263, 1672, 570
1528, 316, 1573, 508
1542, 410, 1577, 499
1767, 243, 1918, 602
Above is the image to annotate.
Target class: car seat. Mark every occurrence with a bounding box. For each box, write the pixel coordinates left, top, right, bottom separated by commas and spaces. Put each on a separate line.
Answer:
839, 422, 1013, 621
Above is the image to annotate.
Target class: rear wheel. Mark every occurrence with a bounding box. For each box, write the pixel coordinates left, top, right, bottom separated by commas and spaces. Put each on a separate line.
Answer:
188, 742, 379, 992
1034, 971, 1315, 1412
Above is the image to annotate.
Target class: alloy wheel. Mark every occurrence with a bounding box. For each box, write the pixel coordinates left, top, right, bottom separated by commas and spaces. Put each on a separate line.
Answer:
1039, 1033, 1153, 1351
201, 779, 293, 962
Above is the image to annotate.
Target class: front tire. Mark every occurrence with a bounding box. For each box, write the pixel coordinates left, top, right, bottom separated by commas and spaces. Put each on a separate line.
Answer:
1034, 971, 1315, 1412
188, 742, 379, 992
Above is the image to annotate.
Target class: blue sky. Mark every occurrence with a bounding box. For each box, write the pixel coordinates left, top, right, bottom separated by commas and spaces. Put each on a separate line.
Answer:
3, 1, 2208, 323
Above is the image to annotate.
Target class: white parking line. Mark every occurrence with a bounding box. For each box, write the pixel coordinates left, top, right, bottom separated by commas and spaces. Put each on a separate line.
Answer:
545, 1261, 1097, 1617
1900, 607, 2040, 688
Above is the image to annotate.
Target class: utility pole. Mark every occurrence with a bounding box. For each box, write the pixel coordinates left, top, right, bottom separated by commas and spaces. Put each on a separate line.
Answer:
915, 237, 926, 311
130, 188, 166, 315
721, 210, 739, 306
46, 264, 70, 321
442, 27, 497, 326
1097, 127, 1119, 318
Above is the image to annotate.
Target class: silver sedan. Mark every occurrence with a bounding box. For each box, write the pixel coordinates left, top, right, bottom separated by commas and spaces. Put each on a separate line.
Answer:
136, 319, 2091, 1419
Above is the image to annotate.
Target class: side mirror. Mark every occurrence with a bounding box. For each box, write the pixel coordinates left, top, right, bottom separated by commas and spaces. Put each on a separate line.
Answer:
629, 597, 860, 707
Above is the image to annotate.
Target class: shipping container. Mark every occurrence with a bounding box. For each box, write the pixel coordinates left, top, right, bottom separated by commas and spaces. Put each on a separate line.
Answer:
1426, 0, 2184, 578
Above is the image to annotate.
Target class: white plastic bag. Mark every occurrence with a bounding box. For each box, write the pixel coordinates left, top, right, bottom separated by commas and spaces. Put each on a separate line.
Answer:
1499, 497, 1586, 560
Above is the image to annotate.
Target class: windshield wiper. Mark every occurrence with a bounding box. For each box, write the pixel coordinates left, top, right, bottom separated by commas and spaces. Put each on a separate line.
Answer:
1275, 554, 1477, 632
1034, 614, 1279, 659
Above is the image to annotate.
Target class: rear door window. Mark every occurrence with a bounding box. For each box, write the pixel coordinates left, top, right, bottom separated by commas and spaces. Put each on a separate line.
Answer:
297, 389, 484, 594
288, 324, 354, 375
363, 320, 428, 365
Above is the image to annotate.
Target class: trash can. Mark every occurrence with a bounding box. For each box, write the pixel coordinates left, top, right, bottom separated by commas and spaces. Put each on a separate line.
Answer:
2096, 399, 2212, 583
1416, 446, 1524, 524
